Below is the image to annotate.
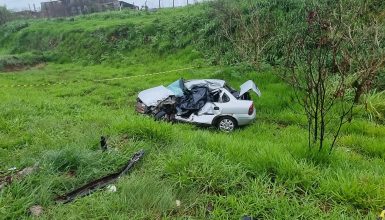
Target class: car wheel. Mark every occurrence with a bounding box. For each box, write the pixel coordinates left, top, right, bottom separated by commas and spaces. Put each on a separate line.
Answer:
217, 116, 237, 132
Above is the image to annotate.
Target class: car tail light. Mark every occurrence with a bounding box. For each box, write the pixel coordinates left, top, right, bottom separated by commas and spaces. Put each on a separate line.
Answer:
248, 103, 254, 115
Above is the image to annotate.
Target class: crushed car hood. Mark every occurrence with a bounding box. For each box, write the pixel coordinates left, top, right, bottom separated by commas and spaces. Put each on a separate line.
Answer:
137, 85, 174, 106
239, 80, 261, 97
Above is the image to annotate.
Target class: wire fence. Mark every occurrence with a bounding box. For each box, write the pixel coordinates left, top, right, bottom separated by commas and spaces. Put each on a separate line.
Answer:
129, 0, 210, 9
7, 0, 209, 12
123, 0, 204, 9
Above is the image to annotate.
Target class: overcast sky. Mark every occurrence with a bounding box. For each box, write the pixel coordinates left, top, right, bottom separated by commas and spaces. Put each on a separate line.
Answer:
0, 0, 202, 11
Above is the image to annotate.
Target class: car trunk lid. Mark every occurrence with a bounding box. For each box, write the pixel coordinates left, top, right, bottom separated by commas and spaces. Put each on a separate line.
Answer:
239, 80, 261, 97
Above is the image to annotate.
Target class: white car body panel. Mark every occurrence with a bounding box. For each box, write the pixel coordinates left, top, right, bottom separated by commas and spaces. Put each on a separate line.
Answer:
175, 114, 217, 124
197, 103, 216, 115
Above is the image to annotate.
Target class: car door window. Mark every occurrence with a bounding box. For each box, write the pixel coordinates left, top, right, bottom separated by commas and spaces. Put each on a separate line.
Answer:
221, 92, 230, 103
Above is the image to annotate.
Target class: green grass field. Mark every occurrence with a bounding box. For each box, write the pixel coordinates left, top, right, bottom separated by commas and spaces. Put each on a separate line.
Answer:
1, 4, 385, 219
1, 48, 385, 219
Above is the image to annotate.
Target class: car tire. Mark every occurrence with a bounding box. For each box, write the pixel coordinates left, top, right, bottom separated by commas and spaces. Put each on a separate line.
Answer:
217, 116, 237, 132
154, 110, 167, 120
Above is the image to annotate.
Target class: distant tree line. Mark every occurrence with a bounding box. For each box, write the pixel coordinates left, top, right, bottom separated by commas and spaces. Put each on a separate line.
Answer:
0, 6, 12, 25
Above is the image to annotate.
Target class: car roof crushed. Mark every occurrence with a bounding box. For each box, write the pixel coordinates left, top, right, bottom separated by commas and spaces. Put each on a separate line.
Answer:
184, 79, 226, 90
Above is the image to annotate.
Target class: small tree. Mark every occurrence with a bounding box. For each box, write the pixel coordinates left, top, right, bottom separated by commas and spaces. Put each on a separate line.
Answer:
210, 0, 272, 68
0, 6, 11, 25
284, 0, 385, 153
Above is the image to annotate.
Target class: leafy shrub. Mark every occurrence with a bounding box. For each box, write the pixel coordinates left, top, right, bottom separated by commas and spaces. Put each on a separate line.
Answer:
362, 90, 385, 123
0, 52, 45, 71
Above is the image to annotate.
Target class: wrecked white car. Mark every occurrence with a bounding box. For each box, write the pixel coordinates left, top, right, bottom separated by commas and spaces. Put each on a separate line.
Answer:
136, 79, 261, 132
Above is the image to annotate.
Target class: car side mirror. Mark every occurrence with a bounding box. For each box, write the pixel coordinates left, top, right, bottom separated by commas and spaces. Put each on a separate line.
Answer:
214, 107, 220, 110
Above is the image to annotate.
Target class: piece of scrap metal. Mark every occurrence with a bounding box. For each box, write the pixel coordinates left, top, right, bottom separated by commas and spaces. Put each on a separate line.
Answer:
55, 149, 145, 203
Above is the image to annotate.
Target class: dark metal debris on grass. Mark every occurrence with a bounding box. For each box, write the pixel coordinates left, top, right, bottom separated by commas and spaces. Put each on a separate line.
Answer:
0, 164, 39, 190
55, 149, 145, 204
100, 136, 108, 151
206, 202, 214, 215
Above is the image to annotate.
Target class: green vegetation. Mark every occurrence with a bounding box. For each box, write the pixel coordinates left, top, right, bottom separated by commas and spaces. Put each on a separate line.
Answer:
0, 7, 209, 65
0, 2, 384, 219
0, 6, 12, 26
0, 52, 46, 71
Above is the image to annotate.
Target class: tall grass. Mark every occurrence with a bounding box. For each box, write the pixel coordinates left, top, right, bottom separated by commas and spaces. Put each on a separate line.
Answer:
1, 59, 384, 218
363, 90, 385, 123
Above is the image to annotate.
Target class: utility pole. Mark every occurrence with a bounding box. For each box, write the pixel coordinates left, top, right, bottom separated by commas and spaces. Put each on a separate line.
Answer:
187, 0, 189, 5
159, 0, 161, 9
173, 0, 175, 8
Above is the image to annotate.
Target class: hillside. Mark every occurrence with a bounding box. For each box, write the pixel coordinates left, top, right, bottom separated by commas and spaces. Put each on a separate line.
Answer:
0, 6, 209, 68
1, 2, 385, 219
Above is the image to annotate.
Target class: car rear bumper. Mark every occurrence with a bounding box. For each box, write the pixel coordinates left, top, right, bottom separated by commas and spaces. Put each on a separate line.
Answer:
234, 108, 256, 126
